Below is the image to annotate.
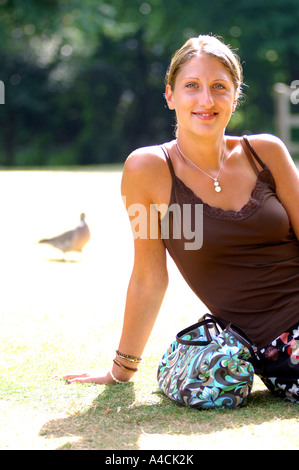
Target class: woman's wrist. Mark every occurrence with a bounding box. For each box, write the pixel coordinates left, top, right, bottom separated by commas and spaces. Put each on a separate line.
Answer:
109, 363, 135, 384
109, 350, 142, 384
109, 369, 128, 384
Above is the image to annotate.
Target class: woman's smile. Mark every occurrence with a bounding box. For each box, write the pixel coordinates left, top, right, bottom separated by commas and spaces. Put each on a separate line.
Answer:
192, 111, 218, 120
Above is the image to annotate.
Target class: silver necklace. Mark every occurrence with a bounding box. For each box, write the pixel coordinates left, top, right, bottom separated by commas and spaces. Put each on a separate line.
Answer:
176, 141, 225, 193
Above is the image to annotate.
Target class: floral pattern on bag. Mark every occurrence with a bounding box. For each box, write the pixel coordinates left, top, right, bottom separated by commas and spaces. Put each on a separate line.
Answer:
157, 321, 254, 410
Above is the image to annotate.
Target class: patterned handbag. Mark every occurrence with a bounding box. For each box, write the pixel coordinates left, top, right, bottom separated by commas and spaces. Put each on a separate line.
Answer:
157, 315, 259, 409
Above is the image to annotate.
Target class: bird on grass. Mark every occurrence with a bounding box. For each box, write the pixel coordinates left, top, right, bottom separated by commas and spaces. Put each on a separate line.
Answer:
38, 213, 91, 255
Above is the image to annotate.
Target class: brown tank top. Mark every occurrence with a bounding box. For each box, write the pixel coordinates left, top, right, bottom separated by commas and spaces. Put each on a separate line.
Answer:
160, 136, 299, 348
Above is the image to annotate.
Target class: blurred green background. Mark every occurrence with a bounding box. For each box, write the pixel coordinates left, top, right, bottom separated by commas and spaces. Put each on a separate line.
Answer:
1, 0, 299, 167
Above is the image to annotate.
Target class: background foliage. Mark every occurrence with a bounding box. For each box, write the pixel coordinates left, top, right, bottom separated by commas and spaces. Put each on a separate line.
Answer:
1, 0, 299, 166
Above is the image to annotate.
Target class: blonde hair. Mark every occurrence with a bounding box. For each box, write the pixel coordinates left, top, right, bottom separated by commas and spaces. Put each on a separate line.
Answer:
165, 35, 244, 101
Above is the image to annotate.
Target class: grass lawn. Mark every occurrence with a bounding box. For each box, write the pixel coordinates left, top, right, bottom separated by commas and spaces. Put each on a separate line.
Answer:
0, 167, 298, 450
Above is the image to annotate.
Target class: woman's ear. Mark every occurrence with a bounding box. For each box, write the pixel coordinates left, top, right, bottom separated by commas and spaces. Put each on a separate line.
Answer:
165, 84, 175, 110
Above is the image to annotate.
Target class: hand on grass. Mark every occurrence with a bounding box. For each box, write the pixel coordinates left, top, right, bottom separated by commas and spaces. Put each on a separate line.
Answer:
58, 370, 115, 385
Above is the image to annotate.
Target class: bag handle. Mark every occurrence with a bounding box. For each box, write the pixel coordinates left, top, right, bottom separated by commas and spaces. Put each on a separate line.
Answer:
201, 313, 226, 328
176, 317, 223, 345
225, 323, 255, 352
175, 313, 265, 373
225, 323, 264, 373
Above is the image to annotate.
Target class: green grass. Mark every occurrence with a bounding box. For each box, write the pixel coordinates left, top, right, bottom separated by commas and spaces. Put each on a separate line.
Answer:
0, 168, 298, 450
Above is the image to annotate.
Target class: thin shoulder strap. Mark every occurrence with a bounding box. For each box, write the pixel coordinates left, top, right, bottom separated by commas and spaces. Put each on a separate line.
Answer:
160, 145, 176, 179
241, 136, 266, 173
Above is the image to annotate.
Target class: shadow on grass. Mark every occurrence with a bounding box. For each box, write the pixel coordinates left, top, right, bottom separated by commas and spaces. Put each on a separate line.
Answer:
39, 381, 297, 450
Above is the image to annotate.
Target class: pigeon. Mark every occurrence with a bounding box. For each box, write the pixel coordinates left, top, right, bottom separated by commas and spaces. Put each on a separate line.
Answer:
38, 213, 91, 254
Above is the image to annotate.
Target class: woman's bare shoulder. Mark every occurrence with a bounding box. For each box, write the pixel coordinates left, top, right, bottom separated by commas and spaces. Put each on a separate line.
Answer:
122, 143, 174, 188
227, 133, 296, 176
124, 144, 169, 172
121, 142, 173, 203
244, 133, 289, 160
246, 133, 299, 181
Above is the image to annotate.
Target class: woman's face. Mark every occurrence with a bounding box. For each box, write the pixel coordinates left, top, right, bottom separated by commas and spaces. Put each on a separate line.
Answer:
165, 53, 237, 140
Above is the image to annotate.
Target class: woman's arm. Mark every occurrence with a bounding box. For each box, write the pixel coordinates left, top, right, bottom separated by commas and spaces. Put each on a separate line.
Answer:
115, 152, 169, 380
61, 149, 169, 384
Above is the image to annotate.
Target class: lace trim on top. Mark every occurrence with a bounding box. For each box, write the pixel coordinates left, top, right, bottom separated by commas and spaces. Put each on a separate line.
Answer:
173, 166, 276, 221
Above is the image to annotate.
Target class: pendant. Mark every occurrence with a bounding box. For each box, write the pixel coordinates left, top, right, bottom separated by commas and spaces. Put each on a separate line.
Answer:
214, 178, 222, 193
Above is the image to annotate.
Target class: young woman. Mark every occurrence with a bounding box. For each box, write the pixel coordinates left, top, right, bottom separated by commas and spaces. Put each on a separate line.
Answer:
62, 35, 299, 403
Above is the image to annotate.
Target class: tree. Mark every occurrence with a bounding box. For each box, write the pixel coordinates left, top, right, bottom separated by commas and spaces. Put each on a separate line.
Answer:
1, 0, 299, 166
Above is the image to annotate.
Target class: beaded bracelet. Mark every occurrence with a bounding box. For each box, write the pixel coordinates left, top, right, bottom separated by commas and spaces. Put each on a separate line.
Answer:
115, 350, 142, 363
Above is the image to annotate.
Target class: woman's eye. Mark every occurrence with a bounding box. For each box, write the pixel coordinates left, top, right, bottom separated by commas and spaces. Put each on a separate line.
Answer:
185, 83, 226, 90
214, 83, 225, 90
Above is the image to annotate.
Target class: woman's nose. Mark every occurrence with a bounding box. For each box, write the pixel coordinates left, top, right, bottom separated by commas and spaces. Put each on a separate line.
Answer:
198, 86, 214, 107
